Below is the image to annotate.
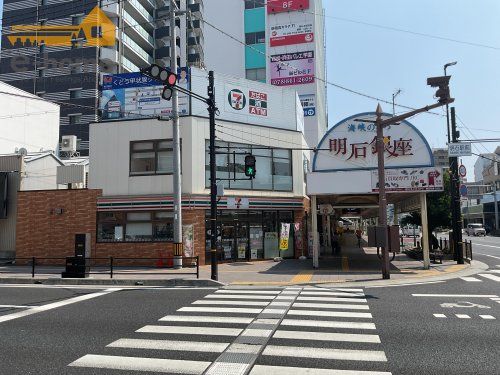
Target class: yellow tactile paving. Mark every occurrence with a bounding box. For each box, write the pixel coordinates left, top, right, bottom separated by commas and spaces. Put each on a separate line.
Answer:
290, 270, 314, 283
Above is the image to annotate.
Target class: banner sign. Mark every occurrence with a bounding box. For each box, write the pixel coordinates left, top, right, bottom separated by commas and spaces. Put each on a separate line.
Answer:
269, 22, 314, 47
270, 51, 315, 86
299, 94, 316, 117
182, 224, 194, 258
294, 222, 303, 254
313, 113, 434, 172
448, 142, 472, 157
267, 0, 310, 14
100, 69, 190, 120
279, 223, 291, 251
371, 168, 444, 193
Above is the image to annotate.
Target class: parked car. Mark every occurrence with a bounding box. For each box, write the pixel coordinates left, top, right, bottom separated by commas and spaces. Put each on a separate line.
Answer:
401, 225, 421, 237
465, 223, 486, 236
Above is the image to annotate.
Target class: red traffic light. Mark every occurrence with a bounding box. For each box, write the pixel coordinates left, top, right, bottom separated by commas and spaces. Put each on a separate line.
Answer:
141, 64, 177, 87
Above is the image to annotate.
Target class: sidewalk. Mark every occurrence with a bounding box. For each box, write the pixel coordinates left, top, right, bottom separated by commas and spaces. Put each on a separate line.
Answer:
0, 235, 485, 287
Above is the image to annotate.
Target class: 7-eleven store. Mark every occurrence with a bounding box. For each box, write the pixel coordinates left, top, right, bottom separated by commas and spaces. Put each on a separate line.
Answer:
91, 116, 310, 265
97, 195, 307, 264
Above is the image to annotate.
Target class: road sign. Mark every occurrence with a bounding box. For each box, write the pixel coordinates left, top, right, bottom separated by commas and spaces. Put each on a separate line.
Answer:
460, 184, 468, 197
459, 164, 467, 178
448, 142, 472, 157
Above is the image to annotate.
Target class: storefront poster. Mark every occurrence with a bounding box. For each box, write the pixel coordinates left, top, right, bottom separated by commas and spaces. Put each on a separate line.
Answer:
371, 168, 444, 192
100, 69, 190, 120
269, 22, 314, 47
299, 94, 316, 117
279, 223, 291, 251
182, 224, 194, 258
270, 51, 315, 87
267, 0, 310, 14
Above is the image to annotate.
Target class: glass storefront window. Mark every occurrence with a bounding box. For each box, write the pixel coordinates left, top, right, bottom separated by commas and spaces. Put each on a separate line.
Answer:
204, 141, 293, 191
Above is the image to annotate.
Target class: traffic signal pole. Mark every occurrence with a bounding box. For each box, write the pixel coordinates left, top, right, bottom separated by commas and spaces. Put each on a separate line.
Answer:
170, 0, 183, 269
208, 71, 218, 281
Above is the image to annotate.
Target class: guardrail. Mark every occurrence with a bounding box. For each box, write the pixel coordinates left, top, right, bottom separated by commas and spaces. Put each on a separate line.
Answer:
0, 256, 200, 279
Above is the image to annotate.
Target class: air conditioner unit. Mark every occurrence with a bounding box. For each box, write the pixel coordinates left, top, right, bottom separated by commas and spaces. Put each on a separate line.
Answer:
61, 135, 77, 152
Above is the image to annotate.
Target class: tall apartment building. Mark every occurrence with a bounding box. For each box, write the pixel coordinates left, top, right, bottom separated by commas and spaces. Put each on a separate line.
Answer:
0, 0, 204, 156
1, 0, 326, 153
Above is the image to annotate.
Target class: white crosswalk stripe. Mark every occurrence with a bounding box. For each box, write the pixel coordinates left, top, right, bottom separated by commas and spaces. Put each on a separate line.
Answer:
460, 271, 500, 282
68, 287, 391, 374
479, 273, 500, 282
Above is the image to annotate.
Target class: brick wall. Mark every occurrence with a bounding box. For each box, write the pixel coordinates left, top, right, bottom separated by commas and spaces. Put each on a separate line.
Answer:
16, 189, 206, 266
16, 189, 101, 264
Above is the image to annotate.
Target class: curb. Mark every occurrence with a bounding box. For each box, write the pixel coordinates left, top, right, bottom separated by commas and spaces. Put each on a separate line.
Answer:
0, 277, 224, 287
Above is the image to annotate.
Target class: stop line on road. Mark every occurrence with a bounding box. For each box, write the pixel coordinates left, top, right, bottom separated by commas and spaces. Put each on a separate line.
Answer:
68, 286, 392, 375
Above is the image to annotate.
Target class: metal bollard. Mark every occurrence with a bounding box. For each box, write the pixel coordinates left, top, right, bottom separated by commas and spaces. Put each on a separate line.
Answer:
110, 257, 114, 279
31, 256, 35, 278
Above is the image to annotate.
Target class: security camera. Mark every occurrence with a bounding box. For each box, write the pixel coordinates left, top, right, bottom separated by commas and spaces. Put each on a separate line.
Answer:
427, 75, 451, 87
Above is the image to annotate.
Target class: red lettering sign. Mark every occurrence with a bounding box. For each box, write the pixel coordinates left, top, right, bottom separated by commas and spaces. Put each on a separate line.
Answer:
267, 0, 310, 14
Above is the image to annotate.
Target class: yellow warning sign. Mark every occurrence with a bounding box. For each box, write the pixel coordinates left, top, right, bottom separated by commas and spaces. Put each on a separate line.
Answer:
6, 7, 116, 48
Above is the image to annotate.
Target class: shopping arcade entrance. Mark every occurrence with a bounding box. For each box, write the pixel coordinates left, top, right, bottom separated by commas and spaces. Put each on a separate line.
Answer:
307, 112, 444, 275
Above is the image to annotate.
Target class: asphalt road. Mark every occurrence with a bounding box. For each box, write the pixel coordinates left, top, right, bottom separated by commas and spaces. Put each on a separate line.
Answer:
0, 238, 498, 375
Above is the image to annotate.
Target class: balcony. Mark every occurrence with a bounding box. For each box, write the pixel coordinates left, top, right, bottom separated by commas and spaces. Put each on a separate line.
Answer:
125, 0, 154, 32
101, 0, 119, 17
100, 47, 119, 66
122, 10, 155, 50
122, 33, 154, 66
155, 26, 170, 40
155, 46, 171, 59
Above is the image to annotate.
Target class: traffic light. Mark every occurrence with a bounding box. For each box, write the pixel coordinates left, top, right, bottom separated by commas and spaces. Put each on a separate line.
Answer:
427, 75, 452, 104
140, 64, 177, 101
244, 155, 256, 178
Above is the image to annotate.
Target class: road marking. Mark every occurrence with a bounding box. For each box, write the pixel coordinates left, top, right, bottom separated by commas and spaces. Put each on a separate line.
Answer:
302, 288, 364, 292
262, 345, 387, 362
288, 309, 372, 319
412, 294, 498, 298
460, 277, 482, 282
274, 330, 381, 343
268, 302, 292, 307
136, 325, 242, 336
488, 270, 500, 274
159, 315, 253, 324
216, 290, 280, 295
69, 354, 210, 373
261, 308, 287, 314
107, 338, 229, 353
241, 329, 273, 337
178, 306, 262, 314
474, 244, 500, 249
475, 253, 500, 260
0, 289, 117, 324
281, 319, 376, 330
455, 314, 471, 319
479, 274, 500, 282
479, 315, 496, 320
301, 291, 365, 297
292, 302, 370, 310
204, 294, 276, 300
291, 270, 314, 283
275, 296, 295, 300
297, 296, 368, 303
250, 365, 392, 375
192, 300, 269, 306
433, 314, 447, 318
490, 297, 500, 301
0, 304, 39, 308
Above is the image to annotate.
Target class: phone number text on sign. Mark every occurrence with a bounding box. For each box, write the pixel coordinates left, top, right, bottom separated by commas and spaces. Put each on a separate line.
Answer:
270, 51, 315, 87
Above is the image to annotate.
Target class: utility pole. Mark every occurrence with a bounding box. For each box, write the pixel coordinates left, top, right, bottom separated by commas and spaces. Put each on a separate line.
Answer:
444, 62, 457, 144
170, 0, 183, 269
208, 71, 218, 281
450, 107, 464, 264
494, 182, 499, 231
375, 104, 391, 279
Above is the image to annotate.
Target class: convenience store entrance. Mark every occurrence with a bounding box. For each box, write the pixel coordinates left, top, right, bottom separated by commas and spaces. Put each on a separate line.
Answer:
205, 210, 295, 263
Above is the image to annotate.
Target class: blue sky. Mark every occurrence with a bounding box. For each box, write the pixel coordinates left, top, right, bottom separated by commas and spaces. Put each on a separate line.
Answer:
324, 0, 500, 180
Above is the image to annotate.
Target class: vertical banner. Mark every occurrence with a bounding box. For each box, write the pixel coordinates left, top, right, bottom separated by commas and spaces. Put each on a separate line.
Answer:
279, 223, 291, 251
294, 222, 303, 255
182, 224, 194, 258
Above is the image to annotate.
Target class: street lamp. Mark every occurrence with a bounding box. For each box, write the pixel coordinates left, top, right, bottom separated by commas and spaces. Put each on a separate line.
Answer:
392, 89, 402, 116
444, 61, 457, 144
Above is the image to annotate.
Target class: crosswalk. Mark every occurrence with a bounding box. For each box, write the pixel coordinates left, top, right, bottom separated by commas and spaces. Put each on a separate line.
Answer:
460, 269, 500, 283
68, 286, 391, 374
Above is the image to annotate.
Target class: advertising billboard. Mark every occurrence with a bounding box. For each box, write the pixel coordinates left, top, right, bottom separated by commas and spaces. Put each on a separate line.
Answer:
190, 68, 302, 132
269, 22, 314, 47
270, 51, 315, 86
371, 168, 444, 193
299, 94, 316, 117
100, 69, 190, 120
267, 0, 310, 14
